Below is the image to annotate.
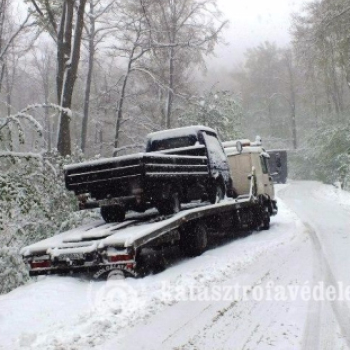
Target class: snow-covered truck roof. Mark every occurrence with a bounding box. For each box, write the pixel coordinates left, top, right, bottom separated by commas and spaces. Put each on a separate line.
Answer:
267, 149, 288, 153
222, 137, 268, 157
222, 137, 262, 149
147, 125, 217, 142
224, 145, 270, 158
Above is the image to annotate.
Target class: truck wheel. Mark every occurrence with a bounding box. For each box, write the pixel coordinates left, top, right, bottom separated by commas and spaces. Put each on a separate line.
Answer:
132, 201, 147, 213
260, 205, 270, 230
156, 191, 181, 216
208, 181, 225, 204
135, 252, 165, 276
100, 205, 126, 223
180, 222, 208, 257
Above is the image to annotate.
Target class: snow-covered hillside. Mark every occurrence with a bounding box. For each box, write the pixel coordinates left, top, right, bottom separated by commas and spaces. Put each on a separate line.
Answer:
1, 182, 350, 350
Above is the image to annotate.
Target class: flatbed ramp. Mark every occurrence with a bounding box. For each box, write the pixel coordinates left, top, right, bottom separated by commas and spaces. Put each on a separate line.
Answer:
21, 196, 265, 277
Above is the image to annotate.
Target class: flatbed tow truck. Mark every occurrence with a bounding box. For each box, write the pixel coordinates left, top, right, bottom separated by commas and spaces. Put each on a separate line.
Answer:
21, 138, 277, 278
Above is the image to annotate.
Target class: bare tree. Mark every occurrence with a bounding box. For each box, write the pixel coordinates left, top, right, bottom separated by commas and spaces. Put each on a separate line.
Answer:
107, 0, 153, 149
31, 47, 55, 150
281, 50, 298, 149
109, 0, 227, 149
29, 0, 87, 156
80, 0, 114, 152
144, 0, 227, 128
0, 1, 32, 91
292, 0, 349, 120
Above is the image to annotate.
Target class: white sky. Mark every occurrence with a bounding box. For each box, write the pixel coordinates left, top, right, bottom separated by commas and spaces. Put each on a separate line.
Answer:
210, 0, 310, 66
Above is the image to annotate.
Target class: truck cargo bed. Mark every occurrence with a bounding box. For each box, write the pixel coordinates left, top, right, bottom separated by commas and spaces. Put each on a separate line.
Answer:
65, 153, 208, 199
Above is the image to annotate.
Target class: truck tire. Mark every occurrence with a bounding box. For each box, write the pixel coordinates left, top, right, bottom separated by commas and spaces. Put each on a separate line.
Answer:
156, 191, 181, 216
180, 222, 208, 257
208, 180, 225, 204
260, 205, 270, 230
135, 252, 166, 276
100, 205, 126, 223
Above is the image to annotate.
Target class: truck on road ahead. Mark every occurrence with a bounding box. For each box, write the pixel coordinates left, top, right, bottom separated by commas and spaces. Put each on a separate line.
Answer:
267, 149, 288, 184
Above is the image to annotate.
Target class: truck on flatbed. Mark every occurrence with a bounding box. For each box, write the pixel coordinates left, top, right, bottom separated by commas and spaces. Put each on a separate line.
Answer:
64, 126, 235, 223
21, 137, 278, 278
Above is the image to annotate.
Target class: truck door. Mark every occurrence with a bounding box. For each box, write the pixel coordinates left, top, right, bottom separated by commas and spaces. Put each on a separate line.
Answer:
201, 131, 233, 194
260, 154, 275, 199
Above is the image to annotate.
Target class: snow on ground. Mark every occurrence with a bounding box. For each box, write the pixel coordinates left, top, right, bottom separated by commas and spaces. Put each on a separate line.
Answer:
279, 182, 350, 349
1, 182, 350, 349
279, 182, 350, 290
102, 200, 314, 350
311, 182, 350, 208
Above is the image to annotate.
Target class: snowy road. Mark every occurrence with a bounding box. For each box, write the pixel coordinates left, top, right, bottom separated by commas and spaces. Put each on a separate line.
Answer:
278, 182, 350, 350
1, 182, 350, 349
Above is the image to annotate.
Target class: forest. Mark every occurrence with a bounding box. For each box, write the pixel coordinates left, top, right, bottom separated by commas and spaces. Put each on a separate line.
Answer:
1, 0, 350, 292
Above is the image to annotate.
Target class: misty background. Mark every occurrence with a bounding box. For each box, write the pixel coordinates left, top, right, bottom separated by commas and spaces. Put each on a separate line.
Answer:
205, 0, 309, 85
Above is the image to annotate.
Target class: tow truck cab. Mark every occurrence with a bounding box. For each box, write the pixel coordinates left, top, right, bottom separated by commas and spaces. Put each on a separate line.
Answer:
223, 139, 277, 215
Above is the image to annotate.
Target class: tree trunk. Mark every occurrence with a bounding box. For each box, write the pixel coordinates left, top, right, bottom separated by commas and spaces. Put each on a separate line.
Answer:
114, 77, 127, 150
43, 77, 51, 151
57, 0, 87, 156
5, 63, 10, 117
159, 87, 166, 128
290, 101, 297, 150
285, 52, 297, 149
329, 40, 343, 115
0, 0, 8, 92
114, 47, 135, 150
56, 1, 71, 105
321, 41, 336, 117
165, 1, 176, 130
81, 0, 95, 153
4, 63, 11, 150
324, 76, 333, 115
329, 53, 342, 116
311, 66, 319, 128
165, 46, 174, 129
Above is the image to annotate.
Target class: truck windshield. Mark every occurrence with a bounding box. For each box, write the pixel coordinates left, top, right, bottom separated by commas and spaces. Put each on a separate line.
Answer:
150, 136, 197, 151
